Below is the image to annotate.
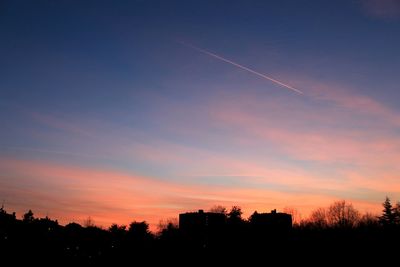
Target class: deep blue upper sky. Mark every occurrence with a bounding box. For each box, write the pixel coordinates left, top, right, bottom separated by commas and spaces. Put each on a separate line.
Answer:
1, 0, 399, 111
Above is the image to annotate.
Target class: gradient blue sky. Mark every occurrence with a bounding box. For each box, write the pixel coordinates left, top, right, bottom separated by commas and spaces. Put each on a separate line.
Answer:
1, 0, 400, 228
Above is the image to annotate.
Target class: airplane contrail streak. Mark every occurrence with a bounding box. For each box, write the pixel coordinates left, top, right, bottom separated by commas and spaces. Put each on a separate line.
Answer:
179, 41, 303, 94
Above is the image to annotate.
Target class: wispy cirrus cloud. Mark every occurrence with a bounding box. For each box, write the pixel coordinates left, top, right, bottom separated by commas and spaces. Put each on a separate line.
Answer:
206, 76, 400, 166
304, 81, 400, 127
29, 111, 95, 137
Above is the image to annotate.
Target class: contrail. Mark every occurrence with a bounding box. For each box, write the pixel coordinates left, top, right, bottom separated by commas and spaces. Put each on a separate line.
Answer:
179, 41, 303, 94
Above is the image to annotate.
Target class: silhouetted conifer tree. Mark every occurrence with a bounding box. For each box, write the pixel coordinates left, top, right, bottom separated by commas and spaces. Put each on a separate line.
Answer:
393, 202, 400, 225
379, 196, 395, 226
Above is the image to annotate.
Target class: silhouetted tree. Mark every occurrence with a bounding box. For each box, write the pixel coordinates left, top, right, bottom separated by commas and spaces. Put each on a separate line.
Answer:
327, 200, 359, 228
359, 213, 379, 228
128, 221, 153, 245
379, 196, 395, 226
64, 222, 84, 240
129, 221, 149, 234
248, 211, 259, 223
83, 216, 96, 228
309, 207, 327, 228
157, 218, 178, 233
157, 218, 179, 244
23, 209, 34, 223
393, 202, 400, 225
227, 206, 243, 224
109, 224, 127, 234
38, 216, 59, 229
65, 222, 83, 230
0, 207, 16, 225
283, 207, 301, 226
209, 205, 227, 215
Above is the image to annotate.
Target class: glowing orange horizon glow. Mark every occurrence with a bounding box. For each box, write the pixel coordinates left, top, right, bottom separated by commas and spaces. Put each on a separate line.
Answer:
0, 157, 383, 231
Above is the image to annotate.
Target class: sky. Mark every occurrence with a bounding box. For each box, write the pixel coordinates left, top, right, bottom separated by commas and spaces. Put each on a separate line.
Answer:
1, 0, 400, 230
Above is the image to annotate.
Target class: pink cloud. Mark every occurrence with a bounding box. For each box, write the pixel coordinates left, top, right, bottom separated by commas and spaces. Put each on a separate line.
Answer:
213, 101, 400, 166
206, 78, 400, 167
361, 0, 400, 20
305, 81, 400, 127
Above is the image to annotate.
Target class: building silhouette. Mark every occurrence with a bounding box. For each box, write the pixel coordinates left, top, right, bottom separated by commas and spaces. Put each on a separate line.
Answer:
179, 209, 226, 247
179, 209, 226, 233
250, 209, 292, 230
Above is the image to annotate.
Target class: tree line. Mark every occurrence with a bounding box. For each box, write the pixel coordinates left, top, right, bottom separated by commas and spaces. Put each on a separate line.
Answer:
1, 197, 400, 265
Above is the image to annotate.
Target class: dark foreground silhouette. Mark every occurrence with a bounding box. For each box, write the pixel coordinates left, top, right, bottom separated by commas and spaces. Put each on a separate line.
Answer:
1, 198, 400, 265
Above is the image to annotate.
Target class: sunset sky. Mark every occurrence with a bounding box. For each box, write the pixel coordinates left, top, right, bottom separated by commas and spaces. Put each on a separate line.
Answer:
1, 0, 400, 230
